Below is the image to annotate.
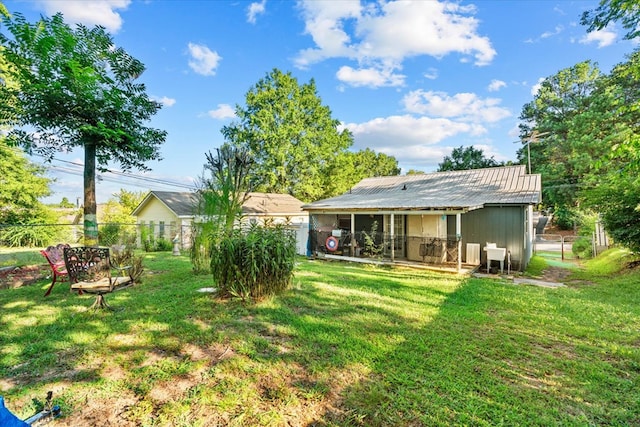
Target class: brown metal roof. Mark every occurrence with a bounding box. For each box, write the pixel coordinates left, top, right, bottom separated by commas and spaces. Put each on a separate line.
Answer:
132, 191, 304, 217
242, 192, 304, 214
303, 165, 541, 212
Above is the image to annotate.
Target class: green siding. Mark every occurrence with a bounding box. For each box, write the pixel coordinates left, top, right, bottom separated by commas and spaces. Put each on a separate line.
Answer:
461, 206, 527, 271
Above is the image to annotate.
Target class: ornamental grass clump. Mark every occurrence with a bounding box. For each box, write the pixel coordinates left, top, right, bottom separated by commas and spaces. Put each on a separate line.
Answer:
211, 224, 296, 301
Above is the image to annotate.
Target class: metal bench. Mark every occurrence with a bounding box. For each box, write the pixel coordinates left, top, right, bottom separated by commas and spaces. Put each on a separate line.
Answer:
63, 246, 134, 310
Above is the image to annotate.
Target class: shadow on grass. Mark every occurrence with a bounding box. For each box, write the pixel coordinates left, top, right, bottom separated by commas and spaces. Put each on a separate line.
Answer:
1, 255, 638, 425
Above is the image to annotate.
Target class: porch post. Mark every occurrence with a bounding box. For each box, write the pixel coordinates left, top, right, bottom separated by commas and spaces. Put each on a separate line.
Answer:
351, 213, 355, 257
390, 213, 395, 261
456, 213, 462, 272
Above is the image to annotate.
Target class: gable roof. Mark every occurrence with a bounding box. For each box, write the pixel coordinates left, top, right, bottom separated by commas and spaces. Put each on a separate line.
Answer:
242, 192, 305, 214
303, 165, 541, 212
132, 191, 197, 217
132, 191, 305, 217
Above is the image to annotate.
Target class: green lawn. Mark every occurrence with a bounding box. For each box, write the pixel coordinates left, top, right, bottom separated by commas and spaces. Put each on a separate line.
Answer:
0, 250, 639, 426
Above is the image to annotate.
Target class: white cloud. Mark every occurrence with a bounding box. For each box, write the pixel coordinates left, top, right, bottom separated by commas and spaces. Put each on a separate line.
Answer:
487, 79, 506, 92
295, 0, 496, 86
341, 115, 485, 170
247, 0, 267, 24
187, 43, 222, 76
580, 28, 617, 48
402, 90, 511, 123
531, 77, 545, 96
37, 0, 130, 33
423, 68, 438, 80
336, 65, 405, 87
540, 25, 564, 39
153, 96, 176, 107
207, 104, 236, 119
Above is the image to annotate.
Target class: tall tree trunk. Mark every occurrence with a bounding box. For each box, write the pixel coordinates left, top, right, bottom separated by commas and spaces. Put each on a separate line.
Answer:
84, 141, 98, 246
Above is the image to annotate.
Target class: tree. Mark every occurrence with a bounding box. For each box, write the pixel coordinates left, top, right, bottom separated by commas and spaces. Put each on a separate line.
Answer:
191, 144, 255, 273
59, 197, 76, 209
0, 139, 61, 246
578, 50, 640, 250
0, 13, 166, 244
222, 69, 354, 202
198, 144, 255, 233
322, 148, 401, 197
581, 0, 640, 40
518, 61, 602, 210
437, 145, 501, 171
0, 139, 51, 223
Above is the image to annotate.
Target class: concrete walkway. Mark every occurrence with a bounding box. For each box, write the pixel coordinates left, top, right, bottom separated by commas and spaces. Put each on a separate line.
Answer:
472, 272, 566, 288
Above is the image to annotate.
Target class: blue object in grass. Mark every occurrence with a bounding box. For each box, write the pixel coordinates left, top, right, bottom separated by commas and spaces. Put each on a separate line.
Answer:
0, 396, 29, 427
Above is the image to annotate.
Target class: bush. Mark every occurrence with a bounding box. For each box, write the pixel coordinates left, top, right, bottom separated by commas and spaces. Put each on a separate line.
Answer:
552, 205, 575, 230
190, 222, 213, 275
0, 208, 63, 247
211, 224, 296, 301
572, 236, 593, 259
110, 245, 145, 282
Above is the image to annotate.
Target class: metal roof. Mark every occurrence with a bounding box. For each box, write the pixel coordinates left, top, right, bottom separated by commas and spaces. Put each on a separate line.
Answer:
132, 191, 304, 217
303, 165, 541, 212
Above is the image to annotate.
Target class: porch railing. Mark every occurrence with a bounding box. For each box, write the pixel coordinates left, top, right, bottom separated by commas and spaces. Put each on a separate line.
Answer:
310, 230, 460, 265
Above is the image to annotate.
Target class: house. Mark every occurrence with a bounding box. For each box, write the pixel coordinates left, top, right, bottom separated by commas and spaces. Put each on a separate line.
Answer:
302, 165, 541, 272
131, 191, 309, 254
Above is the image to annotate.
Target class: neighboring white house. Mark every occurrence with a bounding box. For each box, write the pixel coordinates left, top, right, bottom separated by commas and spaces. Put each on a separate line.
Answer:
131, 191, 309, 254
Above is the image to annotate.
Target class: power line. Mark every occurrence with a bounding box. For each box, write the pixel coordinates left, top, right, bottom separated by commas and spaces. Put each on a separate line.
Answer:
32, 154, 199, 191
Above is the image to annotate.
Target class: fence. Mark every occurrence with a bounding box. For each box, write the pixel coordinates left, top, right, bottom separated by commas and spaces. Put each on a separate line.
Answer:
0, 223, 192, 250
534, 233, 596, 260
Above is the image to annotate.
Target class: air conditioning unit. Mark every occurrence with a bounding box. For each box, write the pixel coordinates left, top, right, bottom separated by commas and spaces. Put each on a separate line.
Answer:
466, 243, 480, 265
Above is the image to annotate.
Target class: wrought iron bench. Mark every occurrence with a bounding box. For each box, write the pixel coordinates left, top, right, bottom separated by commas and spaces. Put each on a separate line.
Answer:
63, 246, 134, 310
40, 243, 70, 297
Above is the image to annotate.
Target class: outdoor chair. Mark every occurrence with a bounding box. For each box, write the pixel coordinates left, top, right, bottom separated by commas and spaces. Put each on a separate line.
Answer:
63, 246, 134, 310
40, 243, 70, 297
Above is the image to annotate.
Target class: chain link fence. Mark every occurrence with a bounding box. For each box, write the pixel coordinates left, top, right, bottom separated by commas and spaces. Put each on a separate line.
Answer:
0, 223, 193, 251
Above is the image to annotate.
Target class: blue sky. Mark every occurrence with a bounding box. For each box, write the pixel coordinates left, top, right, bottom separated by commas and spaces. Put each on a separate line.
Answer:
3, 0, 636, 204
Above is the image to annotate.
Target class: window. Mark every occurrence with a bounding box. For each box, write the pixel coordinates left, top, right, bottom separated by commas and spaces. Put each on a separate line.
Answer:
159, 221, 165, 239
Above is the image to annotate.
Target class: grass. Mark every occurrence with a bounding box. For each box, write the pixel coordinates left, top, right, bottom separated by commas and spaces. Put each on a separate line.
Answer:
0, 247, 45, 267
0, 249, 639, 426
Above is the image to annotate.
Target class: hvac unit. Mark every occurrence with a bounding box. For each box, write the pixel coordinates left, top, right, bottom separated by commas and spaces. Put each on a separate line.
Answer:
466, 243, 480, 265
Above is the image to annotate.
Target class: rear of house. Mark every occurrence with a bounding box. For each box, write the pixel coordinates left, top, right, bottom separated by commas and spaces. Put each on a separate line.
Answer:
303, 165, 541, 272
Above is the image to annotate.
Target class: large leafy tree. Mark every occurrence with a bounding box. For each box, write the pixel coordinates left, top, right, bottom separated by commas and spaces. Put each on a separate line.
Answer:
579, 49, 640, 251
0, 12, 166, 244
0, 139, 61, 246
518, 61, 602, 209
223, 68, 395, 202
0, 140, 51, 224
581, 0, 640, 40
437, 145, 501, 172
323, 148, 400, 197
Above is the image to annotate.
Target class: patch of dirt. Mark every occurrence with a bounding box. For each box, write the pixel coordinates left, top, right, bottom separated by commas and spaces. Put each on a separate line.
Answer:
0, 264, 50, 289
540, 266, 574, 283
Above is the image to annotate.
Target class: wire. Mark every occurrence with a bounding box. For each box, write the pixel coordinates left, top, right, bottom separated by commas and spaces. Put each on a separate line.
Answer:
31, 154, 199, 191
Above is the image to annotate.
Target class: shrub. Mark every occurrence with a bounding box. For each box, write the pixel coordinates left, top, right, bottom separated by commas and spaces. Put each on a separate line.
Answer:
211, 224, 296, 301
190, 222, 213, 275
0, 208, 63, 247
552, 205, 576, 230
572, 236, 593, 259
110, 245, 145, 282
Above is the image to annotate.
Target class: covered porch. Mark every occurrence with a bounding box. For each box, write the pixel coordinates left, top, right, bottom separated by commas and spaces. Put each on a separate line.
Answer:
308, 210, 476, 273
